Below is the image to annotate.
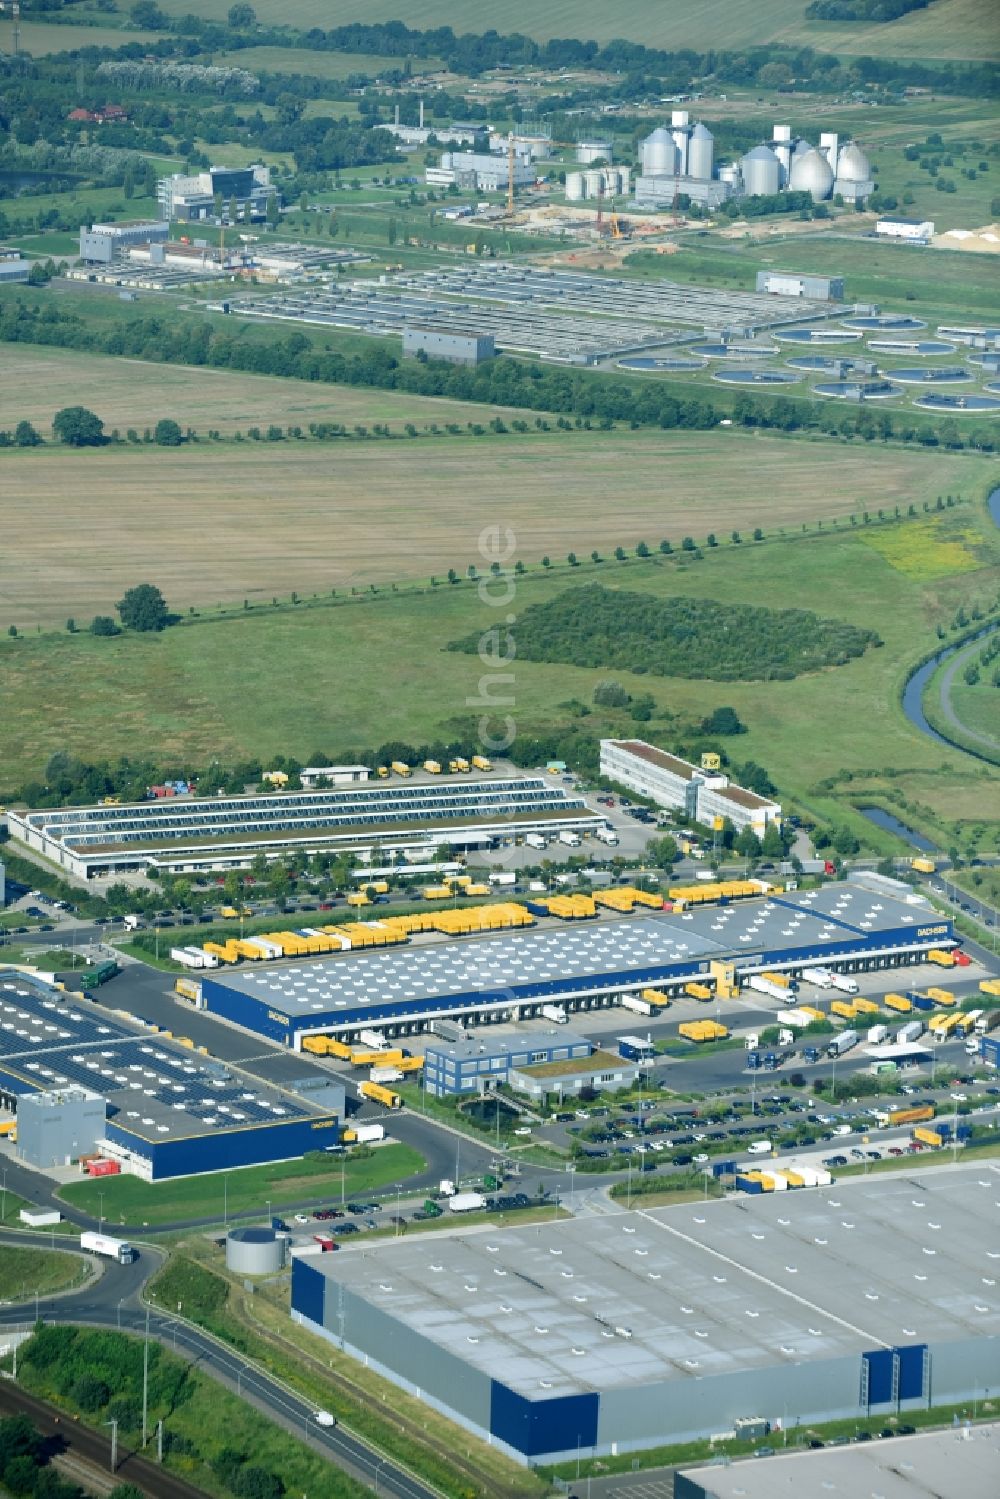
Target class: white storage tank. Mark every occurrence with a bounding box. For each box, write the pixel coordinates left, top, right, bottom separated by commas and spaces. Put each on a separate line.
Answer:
583, 168, 606, 197
577, 139, 613, 164
789, 146, 834, 201
740, 144, 781, 197
836, 140, 872, 183
641, 127, 678, 177
617, 164, 632, 195
565, 171, 586, 200
226, 1225, 286, 1275
687, 122, 714, 181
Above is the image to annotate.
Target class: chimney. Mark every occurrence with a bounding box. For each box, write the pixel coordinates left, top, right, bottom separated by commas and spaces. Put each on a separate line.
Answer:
419, 98, 424, 129
394, 103, 400, 127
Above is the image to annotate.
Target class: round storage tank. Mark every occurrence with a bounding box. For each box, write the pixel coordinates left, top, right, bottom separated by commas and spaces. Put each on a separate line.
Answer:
789, 146, 834, 201
226, 1226, 286, 1275
583, 169, 606, 197
836, 141, 871, 183
687, 122, 714, 181
577, 139, 613, 165
740, 145, 781, 197
617, 164, 632, 195
565, 171, 586, 201
641, 127, 677, 177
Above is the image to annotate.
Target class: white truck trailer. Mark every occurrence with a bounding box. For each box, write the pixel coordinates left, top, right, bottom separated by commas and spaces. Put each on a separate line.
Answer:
558, 830, 581, 848
595, 825, 618, 845
746, 975, 788, 1002
80, 1231, 137, 1264
801, 967, 833, 989
448, 1192, 486, 1213
525, 833, 547, 851
828, 972, 859, 995
620, 994, 654, 1017
541, 1004, 568, 1025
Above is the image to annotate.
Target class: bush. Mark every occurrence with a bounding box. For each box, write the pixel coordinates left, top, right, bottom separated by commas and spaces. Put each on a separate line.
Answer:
90, 615, 120, 636
153, 418, 183, 447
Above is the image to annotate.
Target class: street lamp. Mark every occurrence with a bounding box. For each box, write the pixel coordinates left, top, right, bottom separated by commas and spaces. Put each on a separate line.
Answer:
98, 1190, 105, 1231
567, 1163, 576, 1216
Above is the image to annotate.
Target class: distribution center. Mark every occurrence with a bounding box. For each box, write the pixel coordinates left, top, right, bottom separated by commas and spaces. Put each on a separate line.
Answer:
199, 883, 952, 1048
291, 1165, 1000, 1464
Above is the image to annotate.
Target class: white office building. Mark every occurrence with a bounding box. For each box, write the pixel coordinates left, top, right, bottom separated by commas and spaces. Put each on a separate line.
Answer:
600, 739, 780, 836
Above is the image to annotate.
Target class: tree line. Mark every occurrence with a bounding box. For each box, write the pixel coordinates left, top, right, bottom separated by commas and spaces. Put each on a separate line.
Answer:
2, 301, 995, 454
0, 1411, 143, 1499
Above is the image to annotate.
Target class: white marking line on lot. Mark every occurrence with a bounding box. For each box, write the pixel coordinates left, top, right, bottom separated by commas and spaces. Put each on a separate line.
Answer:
636, 1207, 891, 1347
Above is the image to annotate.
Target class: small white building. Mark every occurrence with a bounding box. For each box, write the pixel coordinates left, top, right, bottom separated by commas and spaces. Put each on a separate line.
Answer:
298, 765, 371, 788
599, 739, 780, 836
876, 218, 934, 243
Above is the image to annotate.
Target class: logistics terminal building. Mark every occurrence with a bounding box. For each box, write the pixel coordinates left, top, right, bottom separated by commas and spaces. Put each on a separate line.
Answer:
7, 776, 597, 880
292, 1166, 1000, 1465
200, 883, 952, 1049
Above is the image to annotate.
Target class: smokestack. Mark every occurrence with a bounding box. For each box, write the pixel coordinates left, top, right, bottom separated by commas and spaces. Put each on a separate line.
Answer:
419, 98, 424, 129
394, 103, 400, 127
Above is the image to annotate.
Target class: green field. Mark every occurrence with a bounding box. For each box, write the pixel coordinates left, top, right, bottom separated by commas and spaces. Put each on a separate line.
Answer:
216, 45, 435, 78
8, 19, 159, 53
3, 481, 997, 845
0, 1245, 88, 1301
151, 0, 998, 60
57, 1143, 424, 1226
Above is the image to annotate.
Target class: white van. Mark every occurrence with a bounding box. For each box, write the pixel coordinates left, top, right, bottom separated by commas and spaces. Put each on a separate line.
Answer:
747, 1140, 772, 1156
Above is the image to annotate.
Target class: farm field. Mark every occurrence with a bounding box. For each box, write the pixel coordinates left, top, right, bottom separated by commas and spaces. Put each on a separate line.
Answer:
8, 20, 159, 53
0, 425, 985, 629
215, 45, 439, 78
151, 0, 997, 60
1, 486, 996, 846
0, 345, 550, 442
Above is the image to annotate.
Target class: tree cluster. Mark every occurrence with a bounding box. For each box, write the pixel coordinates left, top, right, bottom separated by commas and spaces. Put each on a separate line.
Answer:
450, 583, 881, 681
0, 1412, 142, 1499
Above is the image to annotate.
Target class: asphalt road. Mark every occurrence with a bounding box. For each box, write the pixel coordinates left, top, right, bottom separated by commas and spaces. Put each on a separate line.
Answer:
0, 1231, 438, 1499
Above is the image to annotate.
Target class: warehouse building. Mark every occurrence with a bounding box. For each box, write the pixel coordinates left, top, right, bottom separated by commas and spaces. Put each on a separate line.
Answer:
200, 883, 952, 1048
756, 271, 844, 301
424, 1031, 593, 1096
675, 1423, 1000, 1499
0, 259, 30, 285
600, 739, 781, 835
79, 219, 169, 263
298, 765, 370, 789
291, 1166, 1000, 1464
0, 970, 342, 1179
7, 775, 596, 880
876, 217, 934, 243
425, 149, 534, 192
402, 327, 495, 366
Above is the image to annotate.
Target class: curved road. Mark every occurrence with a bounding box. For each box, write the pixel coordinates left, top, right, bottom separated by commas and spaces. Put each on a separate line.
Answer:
0, 1229, 438, 1499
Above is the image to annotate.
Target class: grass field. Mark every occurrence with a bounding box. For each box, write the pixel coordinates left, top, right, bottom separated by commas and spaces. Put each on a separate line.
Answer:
151, 0, 997, 60
0, 421, 982, 630
1, 481, 996, 846
215, 45, 438, 78
0, 345, 551, 444
0, 1245, 88, 1302
57, 1143, 424, 1226
8, 19, 160, 53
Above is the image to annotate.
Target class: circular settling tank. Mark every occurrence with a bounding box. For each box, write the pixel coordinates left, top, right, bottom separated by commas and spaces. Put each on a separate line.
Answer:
814, 381, 901, 400
776, 328, 863, 345
786, 355, 871, 374
842, 314, 925, 331
914, 393, 1000, 413
712, 368, 799, 385
885, 367, 972, 385
690, 342, 778, 360
617, 355, 706, 372
867, 340, 955, 357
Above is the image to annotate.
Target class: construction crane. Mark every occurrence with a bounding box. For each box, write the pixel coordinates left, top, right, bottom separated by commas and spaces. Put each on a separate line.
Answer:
595, 175, 604, 235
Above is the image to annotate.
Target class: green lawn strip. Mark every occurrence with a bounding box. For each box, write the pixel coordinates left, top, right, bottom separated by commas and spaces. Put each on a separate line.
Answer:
148, 1251, 546, 1499
57, 1144, 424, 1227
0, 1189, 77, 1236
7, 1322, 366, 1499
0, 1244, 89, 1300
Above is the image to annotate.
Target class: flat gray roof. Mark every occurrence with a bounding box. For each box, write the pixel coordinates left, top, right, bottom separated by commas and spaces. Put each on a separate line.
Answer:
305, 1165, 1000, 1401
212, 884, 935, 1021
425, 1031, 591, 1064
677, 1421, 1000, 1499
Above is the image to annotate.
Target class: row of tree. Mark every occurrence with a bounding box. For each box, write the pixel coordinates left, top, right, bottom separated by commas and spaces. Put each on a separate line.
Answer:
0, 411, 184, 448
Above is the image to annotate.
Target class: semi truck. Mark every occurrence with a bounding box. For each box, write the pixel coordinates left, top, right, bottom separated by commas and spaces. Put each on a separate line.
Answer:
540, 1004, 568, 1025
558, 831, 581, 848
447, 1192, 486, 1214
746, 975, 788, 1002
80, 1231, 137, 1265
358, 1081, 401, 1109
803, 1045, 821, 1063
828, 973, 859, 996
976, 1009, 1000, 1034
897, 1020, 925, 1044
595, 825, 618, 845
867, 1023, 890, 1045
621, 993, 655, 1017
827, 1029, 858, 1058
801, 967, 833, 989
471, 755, 492, 772
525, 833, 547, 851
875, 1103, 934, 1129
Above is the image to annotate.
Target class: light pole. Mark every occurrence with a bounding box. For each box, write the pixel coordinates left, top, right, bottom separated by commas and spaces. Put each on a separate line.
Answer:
1, 1167, 6, 1225
141, 1305, 149, 1446
567, 1163, 577, 1216
223, 1175, 229, 1226
98, 1191, 104, 1231
106, 1418, 118, 1474
117, 1298, 122, 1331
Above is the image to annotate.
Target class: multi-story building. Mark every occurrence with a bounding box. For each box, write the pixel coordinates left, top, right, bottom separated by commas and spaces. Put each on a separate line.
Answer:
600, 739, 780, 836
157, 164, 272, 223
79, 219, 169, 263
424, 1032, 593, 1096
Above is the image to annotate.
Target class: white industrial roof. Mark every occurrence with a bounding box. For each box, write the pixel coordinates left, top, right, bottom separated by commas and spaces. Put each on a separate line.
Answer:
307, 1166, 1000, 1400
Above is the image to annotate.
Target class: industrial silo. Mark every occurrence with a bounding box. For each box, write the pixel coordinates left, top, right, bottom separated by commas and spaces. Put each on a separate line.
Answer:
687, 122, 714, 181
740, 144, 781, 197
617, 164, 632, 196
440, 152, 453, 171
640, 127, 677, 177
671, 110, 690, 174
836, 141, 872, 183
565, 171, 586, 201
226, 1226, 286, 1275
577, 139, 613, 164
789, 146, 834, 201
583, 168, 606, 198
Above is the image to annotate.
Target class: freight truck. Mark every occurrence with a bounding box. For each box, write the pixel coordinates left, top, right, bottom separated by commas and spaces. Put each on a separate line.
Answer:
828, 973, 859, 996
801, 968, 833, 989
827, 1029, 858, 1057
558, 831, 581, 848
525, 833, 547, 851
621, 994, 655, 1017
746, 975, 788, 1002
80, 1231, 137, 1264
541, 1004, 568, 1025
448, 1192, 486, 1214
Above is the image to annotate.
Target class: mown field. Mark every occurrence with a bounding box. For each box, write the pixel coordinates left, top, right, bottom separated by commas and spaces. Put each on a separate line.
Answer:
0, 422, 984, 629
150, 0, 997, 60
215, 45, 436, 78
0, 344, 552, 444
1, 485, 997, 846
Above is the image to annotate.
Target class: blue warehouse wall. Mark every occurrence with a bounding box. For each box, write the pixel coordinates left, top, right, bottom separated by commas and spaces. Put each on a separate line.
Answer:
291, 1257, 326, 1326
490, 1381, 599, 1459
104, 1115, 341, 1180
200, 977, 297, 1045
